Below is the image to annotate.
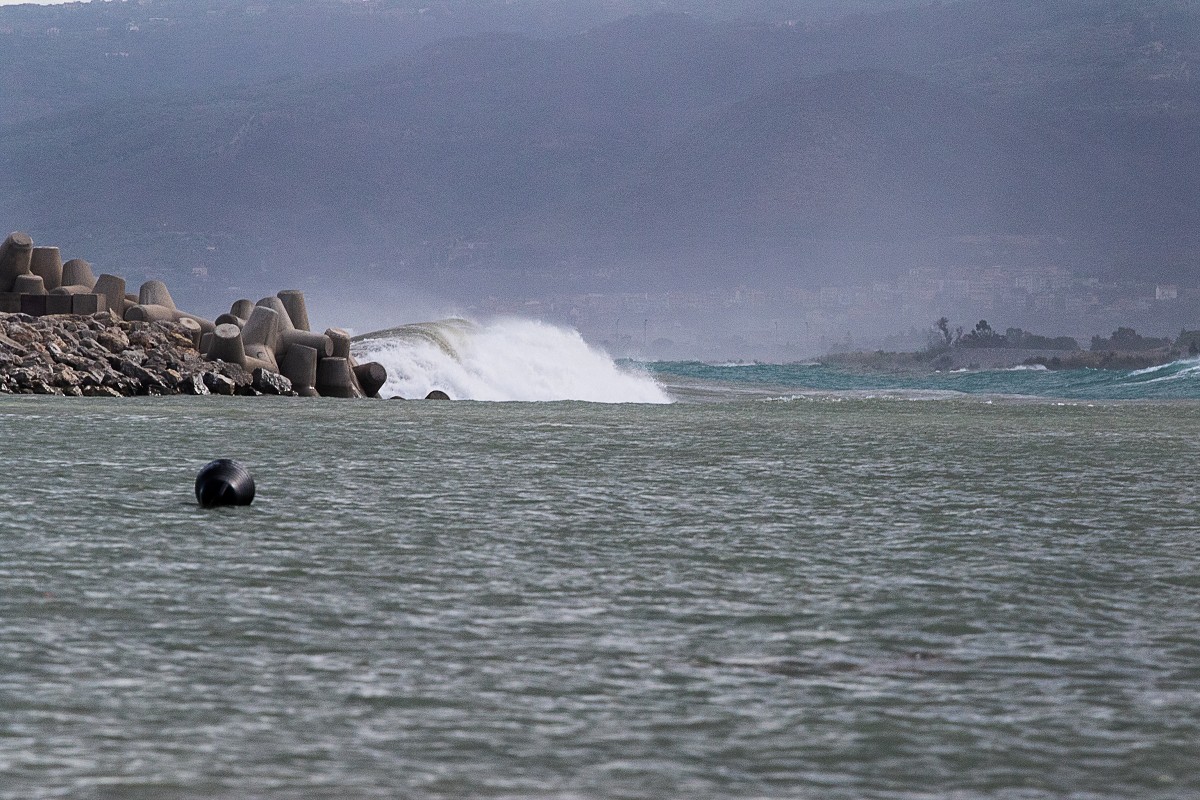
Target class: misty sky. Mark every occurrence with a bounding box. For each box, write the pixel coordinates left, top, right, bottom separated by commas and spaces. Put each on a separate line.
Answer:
2, 0, 1197, 355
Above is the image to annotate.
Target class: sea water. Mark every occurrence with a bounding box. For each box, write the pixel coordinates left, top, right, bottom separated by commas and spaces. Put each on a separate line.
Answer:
2, 320, 1199, 799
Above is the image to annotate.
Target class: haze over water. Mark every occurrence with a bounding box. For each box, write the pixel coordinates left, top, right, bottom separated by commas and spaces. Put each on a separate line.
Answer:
2, 344, 1198, 797
4, 0, 1199, 791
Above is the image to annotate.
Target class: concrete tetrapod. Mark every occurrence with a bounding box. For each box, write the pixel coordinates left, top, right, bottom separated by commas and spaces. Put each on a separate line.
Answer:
276, 289, 311, 331
280, 344, 320, 397
195, 459, 255, 508
206, 323, 247, 367
0, 232, 34, 292
139, 280, 177, 310
125, 304, 177, 323
13, 274, 46, 295
353, 362, 387, 398
29, 247, 62, 291
325, 328, 352, 360
255, 296, 300, 358
257, 296, 294, 331
230, 299, 255, 320
241, 306, 282, 356
61, 259, 97, 290
135, 279, 214, 331
177, 317, 203, 350
315, 356, 357, 398
176, 312, 216, 335
281, 329, 333, 359
92, 274, 126, 316
243, 344, 279, 373
50, 284, 96, 296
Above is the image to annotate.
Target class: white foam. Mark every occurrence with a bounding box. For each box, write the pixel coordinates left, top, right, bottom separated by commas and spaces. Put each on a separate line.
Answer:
1129, 362, 1178, 377
352, 317, 671, 403
1140, 360, 1200, 384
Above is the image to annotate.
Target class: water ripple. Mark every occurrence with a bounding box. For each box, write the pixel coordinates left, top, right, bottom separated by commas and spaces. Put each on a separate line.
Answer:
0, 396, 1198, 798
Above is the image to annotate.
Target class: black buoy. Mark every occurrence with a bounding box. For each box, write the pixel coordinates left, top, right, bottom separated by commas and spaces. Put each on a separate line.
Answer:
425, 390, 451, 400
195, 459, 256, 508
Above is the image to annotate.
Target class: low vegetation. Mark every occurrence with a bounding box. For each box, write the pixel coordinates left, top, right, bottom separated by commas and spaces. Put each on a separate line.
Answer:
823, 318, 1198, 373
927, 319, 1081, 353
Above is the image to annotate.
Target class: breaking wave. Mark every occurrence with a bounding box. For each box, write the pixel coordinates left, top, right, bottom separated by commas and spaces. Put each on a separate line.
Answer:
645, 357, 1200, 401
351, 318, 670, 403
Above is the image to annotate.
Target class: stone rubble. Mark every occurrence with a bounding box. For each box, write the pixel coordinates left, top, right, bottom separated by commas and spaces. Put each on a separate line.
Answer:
0, 311, 292, 397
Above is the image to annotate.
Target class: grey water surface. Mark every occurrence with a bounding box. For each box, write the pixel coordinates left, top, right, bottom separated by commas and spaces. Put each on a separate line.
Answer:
1, 395, 1198, 799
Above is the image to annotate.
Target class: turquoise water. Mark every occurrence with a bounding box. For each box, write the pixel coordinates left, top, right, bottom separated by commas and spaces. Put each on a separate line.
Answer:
2, 379, 1199, 798
646, 358, 1200, 401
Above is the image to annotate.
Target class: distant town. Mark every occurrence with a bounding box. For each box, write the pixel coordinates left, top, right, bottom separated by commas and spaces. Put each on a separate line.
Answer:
114, 231, 1196, 363
466, 261, 1198, 362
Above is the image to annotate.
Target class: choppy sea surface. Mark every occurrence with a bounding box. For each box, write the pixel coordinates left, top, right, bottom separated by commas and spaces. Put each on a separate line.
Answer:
647, 357, 1200, 402
3, 321, 1199, 799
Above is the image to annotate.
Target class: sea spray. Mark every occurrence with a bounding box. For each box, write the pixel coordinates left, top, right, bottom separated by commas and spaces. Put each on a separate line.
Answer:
352, 317, 671, 403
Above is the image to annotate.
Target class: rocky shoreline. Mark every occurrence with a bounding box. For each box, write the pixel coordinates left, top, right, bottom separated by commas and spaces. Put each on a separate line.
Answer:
0, 311, 296, 397
0, 229, 394, 398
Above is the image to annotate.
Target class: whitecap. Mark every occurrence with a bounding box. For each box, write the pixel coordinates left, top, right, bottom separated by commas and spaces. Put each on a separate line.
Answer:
352, 317, 671, 403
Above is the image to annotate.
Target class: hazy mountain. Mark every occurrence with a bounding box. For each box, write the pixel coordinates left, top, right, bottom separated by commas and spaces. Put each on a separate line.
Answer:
0, 0, 1197, 315
0, 0, 928, 126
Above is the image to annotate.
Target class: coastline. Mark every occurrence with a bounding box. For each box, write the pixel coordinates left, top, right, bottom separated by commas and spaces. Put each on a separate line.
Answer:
1, 230, 391, 398
819, 346, 1180, 374
0, 311, 289, 397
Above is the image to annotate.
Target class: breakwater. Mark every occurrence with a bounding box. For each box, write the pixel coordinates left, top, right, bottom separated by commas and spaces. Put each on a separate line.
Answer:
0, 230, 389, 397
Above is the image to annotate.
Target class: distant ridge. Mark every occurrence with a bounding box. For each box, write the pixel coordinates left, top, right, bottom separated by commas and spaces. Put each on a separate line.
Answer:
1, 0, 1197, 302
